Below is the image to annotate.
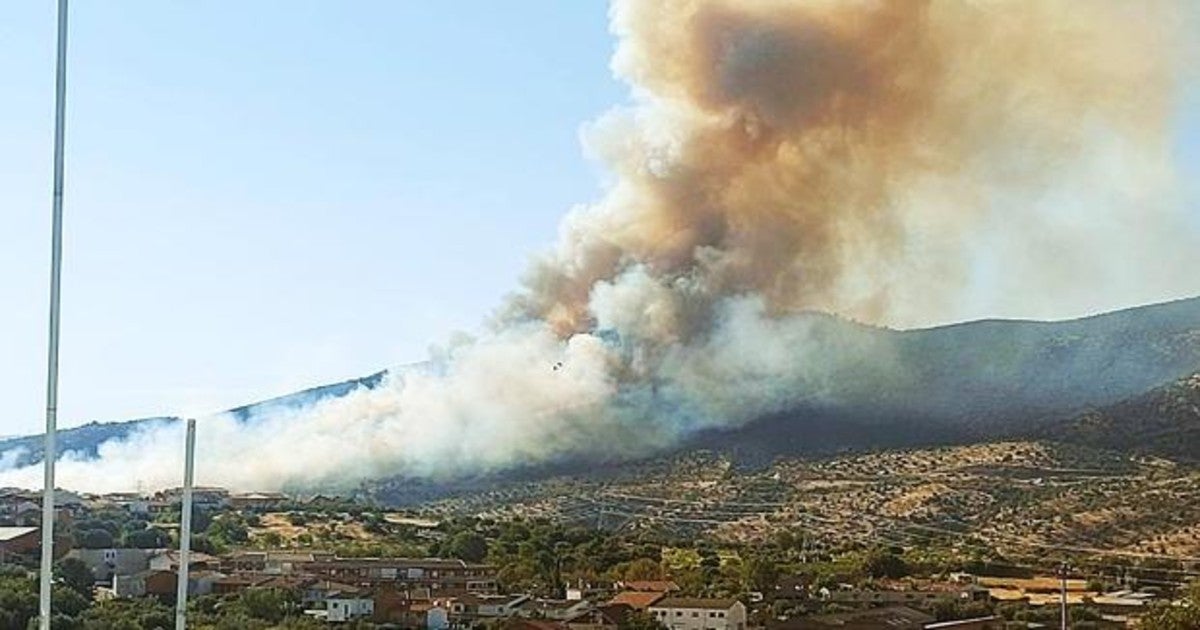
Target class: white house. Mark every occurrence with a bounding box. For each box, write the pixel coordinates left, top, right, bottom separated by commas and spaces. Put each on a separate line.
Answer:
326, 587, 374, 622
648, 597, 747, 630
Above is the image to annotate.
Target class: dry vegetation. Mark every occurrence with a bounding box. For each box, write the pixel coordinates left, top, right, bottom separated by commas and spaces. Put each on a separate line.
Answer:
420, 441, 1200, 562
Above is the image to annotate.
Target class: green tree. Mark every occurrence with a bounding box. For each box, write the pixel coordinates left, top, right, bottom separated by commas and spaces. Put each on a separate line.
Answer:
78, 529, 114, 549
860, 549, 909, 579
743, 555, 779, 592
209, 516, 249, 545
622, 558, 664, 581
447, 531, 489, 563
55, 558, 95, 600
80, 598, 172, 630
125, 527, 170, 549
1140, 603, 1200, 630
619, 610, 665, 630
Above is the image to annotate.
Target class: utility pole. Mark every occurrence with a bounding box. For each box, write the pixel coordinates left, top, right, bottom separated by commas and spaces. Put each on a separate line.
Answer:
1058, 561, 1070, 630
175, 419, 197, 630
39, 1, 70, 628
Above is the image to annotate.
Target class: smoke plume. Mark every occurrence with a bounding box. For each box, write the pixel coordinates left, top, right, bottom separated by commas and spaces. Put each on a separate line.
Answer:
2, 0, 1197, 492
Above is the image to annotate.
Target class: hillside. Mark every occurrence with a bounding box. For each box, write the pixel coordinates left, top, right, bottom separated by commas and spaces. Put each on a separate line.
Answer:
682, 297, 1200, 462
1, 297, 1199, 479
842, 296, 1200, 428
405, 440, 1200, 560
1052, 373, 1200, 461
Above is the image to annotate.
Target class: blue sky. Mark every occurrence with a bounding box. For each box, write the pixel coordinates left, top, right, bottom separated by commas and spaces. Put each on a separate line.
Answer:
0, 2, 622, 433
1, 3, 1198, 436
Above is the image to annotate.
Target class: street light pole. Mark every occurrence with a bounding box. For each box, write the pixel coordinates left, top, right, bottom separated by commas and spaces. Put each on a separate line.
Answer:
175, 419, 197, 630
39, 1, 70, 627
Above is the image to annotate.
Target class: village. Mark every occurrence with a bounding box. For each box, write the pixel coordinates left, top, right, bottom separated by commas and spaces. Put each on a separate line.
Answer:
0, 480, 1193, 629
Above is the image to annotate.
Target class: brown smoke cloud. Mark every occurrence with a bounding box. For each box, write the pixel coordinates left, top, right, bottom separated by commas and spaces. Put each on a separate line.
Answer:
1, 0, 1195, 492
512, 0, 1189, 334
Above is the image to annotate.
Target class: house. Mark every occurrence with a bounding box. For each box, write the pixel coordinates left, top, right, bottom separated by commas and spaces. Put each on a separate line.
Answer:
229, 491, 289, 511
149, 550, 219, 572
221, 550, 335, 574
566, 583, 609, 602
113, 570, 177, 600
112, 568, 223, 600
648, 597, 747, 630
0, 527, 40, 560
372, 589, 450, 629
301, 557, 498, 596
66, 548, 159, 583
450, 593, 531, 621
819, 581, 990, 607
324, 585, 374, 622
304, 580, 367, 609
155, 486, 229, 509
212, 574, 272, 595
566, 603, 634, 630
100, 493, 151, 516
769, 606, 936, 630
256, 574, 316, 594
513, 597, 593, 620
186, 570, 226, 597
609, 590, 666, 611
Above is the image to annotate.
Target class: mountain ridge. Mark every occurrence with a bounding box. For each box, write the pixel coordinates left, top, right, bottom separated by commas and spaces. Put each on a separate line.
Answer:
2, 296, 1198, 480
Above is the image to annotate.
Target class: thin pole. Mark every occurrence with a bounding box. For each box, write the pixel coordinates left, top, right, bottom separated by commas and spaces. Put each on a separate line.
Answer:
1059, 562, 1069, 630
175, 419, 197, 630
39, 1, 70, 628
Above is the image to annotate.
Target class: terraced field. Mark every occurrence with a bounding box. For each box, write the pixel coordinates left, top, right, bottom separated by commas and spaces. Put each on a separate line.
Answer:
418, 441, 1200, 570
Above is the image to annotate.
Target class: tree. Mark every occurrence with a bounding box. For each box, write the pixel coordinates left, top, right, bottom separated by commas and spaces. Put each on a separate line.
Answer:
743, 555, 779, 592
209, 516, 250, 545
237, 588, 301, 623
55, 558, 94, 599
1140, 603, 1200, 630
80, 598, 172, 630
860, 549, 909, 579
447, 532, 489, 563
125, 527, 170, 549
78, 529, 114, 549
190, 534, 224, 556
622, 558, 664, 581
619, 610, 665, 630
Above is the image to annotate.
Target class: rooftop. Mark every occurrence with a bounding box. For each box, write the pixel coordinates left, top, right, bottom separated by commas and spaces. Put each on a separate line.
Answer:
651, 597, 740, 611
0, 527, 38, 542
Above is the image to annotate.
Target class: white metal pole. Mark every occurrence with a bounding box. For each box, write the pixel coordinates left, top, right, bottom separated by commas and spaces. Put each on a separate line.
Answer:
39, 1, 70, 627
175, 419, 197, 630
1059, 562, 1068, 630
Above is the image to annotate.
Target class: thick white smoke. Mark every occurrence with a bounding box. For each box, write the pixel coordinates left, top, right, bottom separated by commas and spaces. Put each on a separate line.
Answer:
2, 0, 1197, 492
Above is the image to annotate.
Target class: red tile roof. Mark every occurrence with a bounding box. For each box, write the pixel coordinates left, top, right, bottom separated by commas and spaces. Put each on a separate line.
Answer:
609, 591, 666, 610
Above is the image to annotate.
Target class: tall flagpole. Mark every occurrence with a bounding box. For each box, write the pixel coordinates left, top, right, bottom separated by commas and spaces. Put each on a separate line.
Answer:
39, 0, 70, 627
175, 419, 197, 630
